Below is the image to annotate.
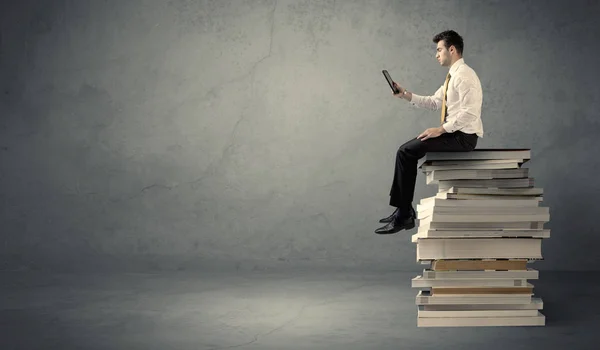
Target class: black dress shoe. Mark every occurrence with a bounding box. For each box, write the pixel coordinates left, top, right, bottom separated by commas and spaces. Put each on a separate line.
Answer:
379, 206, 416, 223
379, 207, 399, 223
374, 214, 415, 234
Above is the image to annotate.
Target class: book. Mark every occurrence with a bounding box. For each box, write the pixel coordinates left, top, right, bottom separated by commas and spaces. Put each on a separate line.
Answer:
423, 149, 531, 161
426, 168, 529, 184
416, 238, 543, 261
415, 290, 532, 305
417, 206, 549, 220
421, 268, 539, 279
421, 159, 526, 167
438, 178, 535, 191
444, 186, 543, 196
431, 284, 534, 295
417, 211, 550, 223
436, 192, 543, 200
412, 276, 529, 288
430, 259, 529, 271
413, 229, 551, 240
417, 313, 545, 327
420, 159, 524, 171
418, 221, 546, 231
420, 297, 543, 310
418, 307, 540, 318
418, 197, 542, 209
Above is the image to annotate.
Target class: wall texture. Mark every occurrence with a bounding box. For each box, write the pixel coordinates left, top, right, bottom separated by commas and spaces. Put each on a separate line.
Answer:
1, 0, 599, 272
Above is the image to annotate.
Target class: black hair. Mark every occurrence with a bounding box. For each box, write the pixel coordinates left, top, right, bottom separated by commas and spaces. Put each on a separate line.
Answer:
433, 30, 464, 55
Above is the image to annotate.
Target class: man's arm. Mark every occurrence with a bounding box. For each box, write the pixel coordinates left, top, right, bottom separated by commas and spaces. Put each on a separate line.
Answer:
441, 76, 482, 133
400, 85, 444, 110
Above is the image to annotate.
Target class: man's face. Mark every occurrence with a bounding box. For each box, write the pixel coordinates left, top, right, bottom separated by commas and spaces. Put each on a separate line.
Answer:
436, 40, 451, 66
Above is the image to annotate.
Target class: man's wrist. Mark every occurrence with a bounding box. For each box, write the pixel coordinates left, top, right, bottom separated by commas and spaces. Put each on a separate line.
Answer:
439, 125, 447, 133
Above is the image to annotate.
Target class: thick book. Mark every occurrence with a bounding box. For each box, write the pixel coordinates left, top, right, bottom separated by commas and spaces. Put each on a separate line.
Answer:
419, 197, 541, 209
418, 221, 546, 231
431, 283, 534, 295
412, 276, 529, 288
424, 149, 531, 161
421, 162, 521, 172
420, 297, 543, 310
430, 259, 529, 271
421, 268, 539, 279
418, 307, 540, 318
426, 168, 529, 184
435, 192, 543, 201
444, 186, 543, 196
420, 159, 525, 172
415, 290, 532, 305
416, 238, 543, 261
413, 229, 551, 240
417, 312, 545, 327
418, 205, 548, 216
417, 208, 550, 223
438, 178, 534, 191
421, 159, 527, 167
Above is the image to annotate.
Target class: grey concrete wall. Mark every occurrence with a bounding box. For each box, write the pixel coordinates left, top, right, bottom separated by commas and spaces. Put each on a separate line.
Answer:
1, 0, 599, 272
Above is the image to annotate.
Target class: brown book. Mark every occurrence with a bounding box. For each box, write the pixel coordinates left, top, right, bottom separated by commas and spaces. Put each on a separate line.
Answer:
431, 286, 533, 295
431, 259, 528, 271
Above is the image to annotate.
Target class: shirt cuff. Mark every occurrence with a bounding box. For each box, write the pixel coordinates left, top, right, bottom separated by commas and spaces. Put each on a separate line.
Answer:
442, 121, 454, 133
409, 93, 422, 106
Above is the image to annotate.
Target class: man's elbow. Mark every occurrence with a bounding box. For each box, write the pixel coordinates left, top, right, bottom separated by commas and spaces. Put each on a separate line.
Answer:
431, 100, 442, 111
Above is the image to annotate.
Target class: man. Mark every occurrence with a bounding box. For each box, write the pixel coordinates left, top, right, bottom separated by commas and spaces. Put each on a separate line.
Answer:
375, 30, 484, 235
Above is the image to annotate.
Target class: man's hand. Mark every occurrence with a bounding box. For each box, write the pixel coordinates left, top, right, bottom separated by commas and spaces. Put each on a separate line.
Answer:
417, 126, 446, 141
392, 82, 404, 98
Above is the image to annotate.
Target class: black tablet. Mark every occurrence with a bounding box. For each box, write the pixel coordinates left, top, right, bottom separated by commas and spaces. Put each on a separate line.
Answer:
382, 70, 400, 94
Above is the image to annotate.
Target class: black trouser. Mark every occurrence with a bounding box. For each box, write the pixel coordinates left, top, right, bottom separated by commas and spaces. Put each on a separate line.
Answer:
389, 131, 478, 216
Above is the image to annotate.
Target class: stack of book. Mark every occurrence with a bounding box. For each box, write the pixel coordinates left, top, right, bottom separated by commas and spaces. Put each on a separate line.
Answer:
411, 149, 550, 327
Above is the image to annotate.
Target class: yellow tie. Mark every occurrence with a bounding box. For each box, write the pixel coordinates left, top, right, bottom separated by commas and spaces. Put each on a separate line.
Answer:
440, 72, 451, 125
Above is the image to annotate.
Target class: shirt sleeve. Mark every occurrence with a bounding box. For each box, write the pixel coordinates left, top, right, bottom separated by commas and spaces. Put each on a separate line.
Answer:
442, 76, 482, 133
410, 84, 444, 111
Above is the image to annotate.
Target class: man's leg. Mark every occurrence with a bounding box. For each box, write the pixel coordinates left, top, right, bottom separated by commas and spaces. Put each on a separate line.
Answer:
376, 131, 477, 234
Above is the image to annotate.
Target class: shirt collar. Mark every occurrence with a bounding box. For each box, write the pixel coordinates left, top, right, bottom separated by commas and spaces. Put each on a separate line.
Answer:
449, 58, 465, 75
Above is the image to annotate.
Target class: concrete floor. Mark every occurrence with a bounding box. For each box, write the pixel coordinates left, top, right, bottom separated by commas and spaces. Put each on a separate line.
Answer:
1, 269, 598, 350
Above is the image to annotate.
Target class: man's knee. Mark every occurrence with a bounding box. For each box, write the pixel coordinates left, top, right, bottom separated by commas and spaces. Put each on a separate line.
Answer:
397, 138, 422, 158
397, 143, 409, 158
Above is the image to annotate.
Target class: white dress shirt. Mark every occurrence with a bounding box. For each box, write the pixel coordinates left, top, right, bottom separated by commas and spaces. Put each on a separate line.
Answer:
410, 58, 484, 137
